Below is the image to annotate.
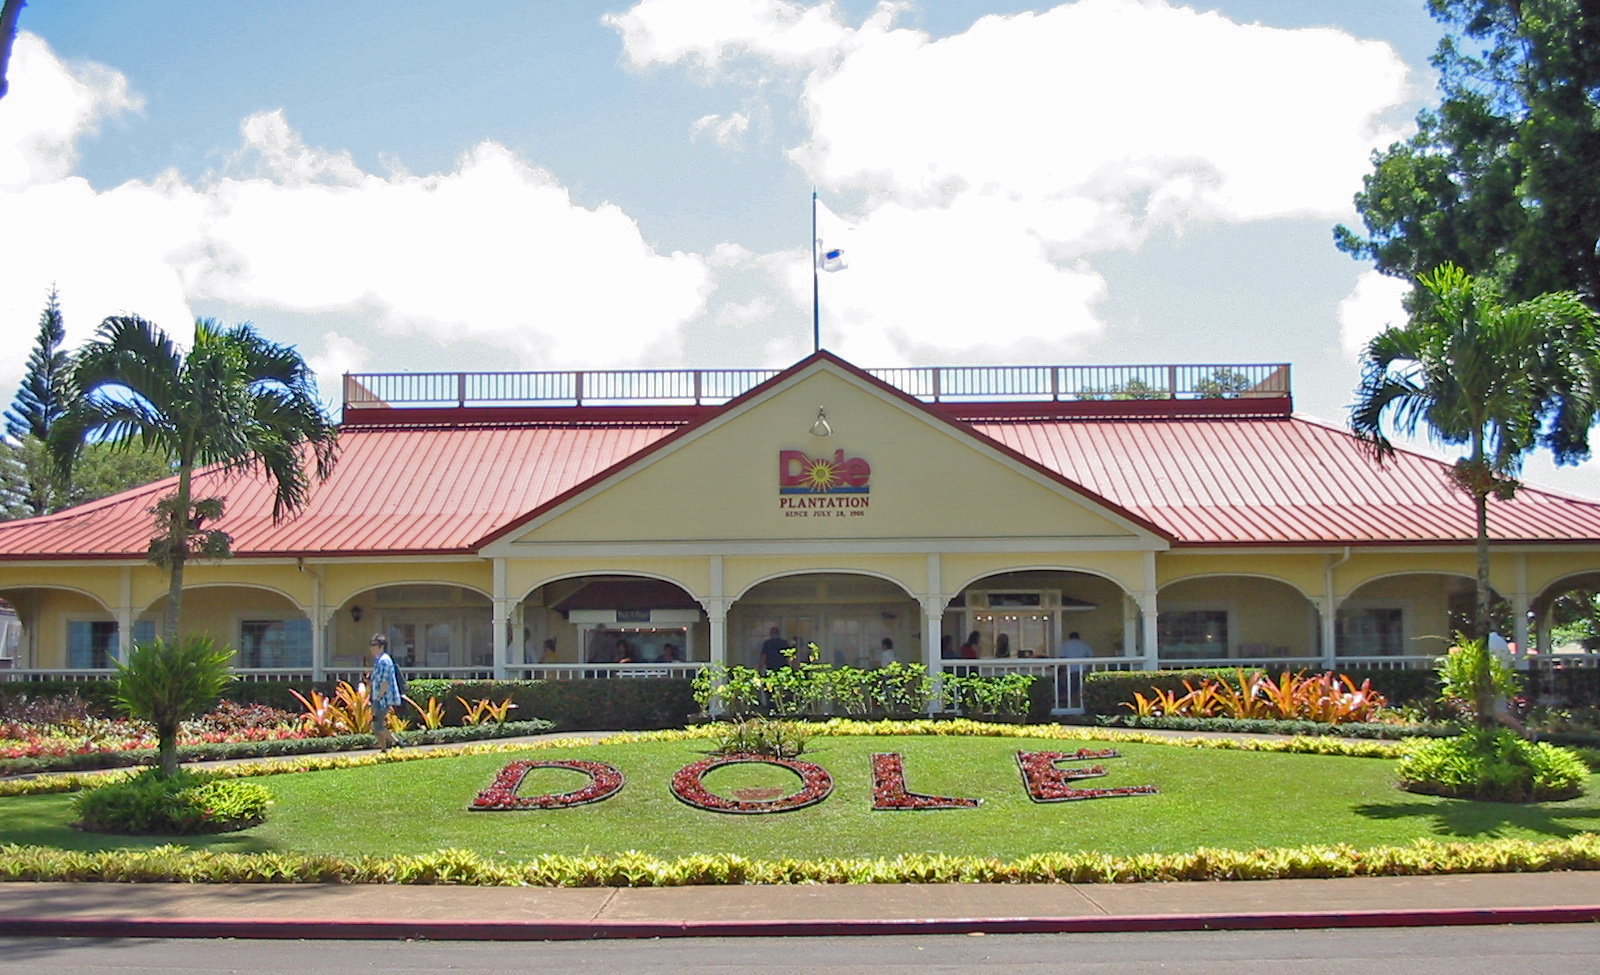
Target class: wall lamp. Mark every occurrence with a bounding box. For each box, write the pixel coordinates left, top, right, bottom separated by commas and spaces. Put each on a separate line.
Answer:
350, 605, 363, 623
809, 407, 832, 437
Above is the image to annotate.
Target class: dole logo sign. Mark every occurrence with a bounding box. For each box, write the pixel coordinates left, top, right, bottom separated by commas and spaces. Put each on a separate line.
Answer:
778, 449, 870, 516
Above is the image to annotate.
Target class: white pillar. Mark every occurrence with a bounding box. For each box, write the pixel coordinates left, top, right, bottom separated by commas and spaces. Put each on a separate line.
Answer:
310, 565, 326, 681
115, 567, 134, 661
1319, 596, 1338, 672
492, 557, 509, 679
924, 553, 946, 713
1139, 551, 1159, 671
1513, 554, 1531, 656
706, 600, 728, 667
1122, 594, 1138, 657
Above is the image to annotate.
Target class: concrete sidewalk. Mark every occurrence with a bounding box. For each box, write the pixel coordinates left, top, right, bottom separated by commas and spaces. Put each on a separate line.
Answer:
0, 872, 1596, 940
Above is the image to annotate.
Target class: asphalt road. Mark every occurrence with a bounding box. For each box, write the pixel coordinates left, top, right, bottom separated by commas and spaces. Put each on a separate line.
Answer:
0, 926, 1595, 974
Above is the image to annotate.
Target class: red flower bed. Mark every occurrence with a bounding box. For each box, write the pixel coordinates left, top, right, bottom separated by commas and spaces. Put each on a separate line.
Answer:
470, 759, 625, 811
670, 753, 833, 814
870, 752, 980, 810
1016, 749, 1158, 802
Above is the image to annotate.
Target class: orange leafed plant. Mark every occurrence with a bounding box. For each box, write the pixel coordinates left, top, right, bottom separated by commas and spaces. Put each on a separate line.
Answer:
1122, 670, 1387, 724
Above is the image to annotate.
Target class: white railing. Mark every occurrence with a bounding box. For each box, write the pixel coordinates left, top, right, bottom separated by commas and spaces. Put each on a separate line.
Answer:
1156, 656, 1326, 671
504, 662, 706, 681
1522, 654, 1600, 671
344, 363, 1292, 410
0, 668, 118, 683
1328, 655, 1438, 671
941, 658, 1138, 713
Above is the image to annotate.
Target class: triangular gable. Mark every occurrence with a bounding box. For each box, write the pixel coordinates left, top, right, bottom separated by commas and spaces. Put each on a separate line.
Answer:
478, 353, 1171, 553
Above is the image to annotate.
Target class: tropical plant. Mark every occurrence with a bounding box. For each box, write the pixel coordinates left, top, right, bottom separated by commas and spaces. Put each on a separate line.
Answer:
72, 767, 272, 834
111, 636, 234, 776
1397, 727, 1587, 802
1118, 670, 1388, 725
49, 316, 338, 641
407, 695, 448, 730
1436, 635, 1522, 730
1349, 263, 1600, 638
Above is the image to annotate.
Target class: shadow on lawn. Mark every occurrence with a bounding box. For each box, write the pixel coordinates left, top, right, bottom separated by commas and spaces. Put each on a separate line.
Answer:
0, 797, 282, 854
1353, 794, 1600, 839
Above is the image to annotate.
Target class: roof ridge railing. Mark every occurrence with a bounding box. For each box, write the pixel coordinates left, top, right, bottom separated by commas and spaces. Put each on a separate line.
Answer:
343, 363, 1291, 410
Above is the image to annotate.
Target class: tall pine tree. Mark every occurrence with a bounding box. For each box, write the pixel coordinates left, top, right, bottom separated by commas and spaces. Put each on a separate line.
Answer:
3, 289, 74, 516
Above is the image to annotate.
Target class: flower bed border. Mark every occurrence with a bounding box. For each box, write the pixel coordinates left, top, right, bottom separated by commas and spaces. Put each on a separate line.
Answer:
1015, 749, 1159, 802
470, 759, 624, 811
670, 754, 833, 814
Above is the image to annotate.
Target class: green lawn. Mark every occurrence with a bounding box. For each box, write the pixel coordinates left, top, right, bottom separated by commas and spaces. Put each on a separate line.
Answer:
3, 735, 1598, 860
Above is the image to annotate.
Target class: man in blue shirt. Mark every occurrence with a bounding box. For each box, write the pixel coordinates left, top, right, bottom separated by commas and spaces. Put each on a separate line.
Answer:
368, 634, 403, 750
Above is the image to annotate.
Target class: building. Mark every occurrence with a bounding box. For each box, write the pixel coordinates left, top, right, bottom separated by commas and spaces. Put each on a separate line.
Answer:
0, 351, 1597, 711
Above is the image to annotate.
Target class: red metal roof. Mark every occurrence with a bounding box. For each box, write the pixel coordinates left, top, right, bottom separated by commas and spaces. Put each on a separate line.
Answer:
971, 414, 1600, 545
3, 352, 1600, 558
0, 423, 680, 559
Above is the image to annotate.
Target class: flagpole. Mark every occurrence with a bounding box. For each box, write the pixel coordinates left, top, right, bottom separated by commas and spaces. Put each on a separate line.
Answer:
811, 188, 820, 353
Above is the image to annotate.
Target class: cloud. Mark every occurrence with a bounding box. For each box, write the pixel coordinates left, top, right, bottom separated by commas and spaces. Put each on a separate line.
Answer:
305, 331, 370, 409
691, 111, 752, 146
1338, 269, 1410, 358
0, 36, 718, 391
610, 0, 1413, 364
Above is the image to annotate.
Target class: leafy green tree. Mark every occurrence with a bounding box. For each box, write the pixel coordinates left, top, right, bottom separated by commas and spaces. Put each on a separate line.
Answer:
1336, 1, 1600, 306
113, 635, 233, 776
50, 316, 338, 640
1349, 263, 1600, 638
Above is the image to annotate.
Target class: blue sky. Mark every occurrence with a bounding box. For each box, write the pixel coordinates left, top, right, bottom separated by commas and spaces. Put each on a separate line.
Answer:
7, 1, 1594, 498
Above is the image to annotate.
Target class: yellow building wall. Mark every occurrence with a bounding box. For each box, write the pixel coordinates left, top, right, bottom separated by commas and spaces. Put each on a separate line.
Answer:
318, 561, 493, 609
1159, 576, 1319, 657
145, 587, 306, 657
1157, 554, 1325, 600
515, 369, 1145, 546
1525, 552, 1600, 598
6, 589, 112, 668
506, 558, 711, 604
1337, 573, 1463, 656
725, 554, 926, 601
943, 552, 1146, 597
133, 563, 314, 613
1333, 552, 1503, 600
0, 566, 123, 611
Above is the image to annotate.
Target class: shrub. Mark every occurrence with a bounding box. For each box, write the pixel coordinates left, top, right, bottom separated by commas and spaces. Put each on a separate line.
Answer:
114, 637, 235, 776
1397, 728, 1589, 802
1436, 636, 1520, 729
72, 769, 272, 834
706, 717, 814, 758
1100, 714, 1452, 739
408, 679, 695, 731
1118, 669, 1387, 724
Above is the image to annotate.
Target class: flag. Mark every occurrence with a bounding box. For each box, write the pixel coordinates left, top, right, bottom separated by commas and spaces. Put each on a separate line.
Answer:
814, 198, 853, 273
817, 244, 848, 272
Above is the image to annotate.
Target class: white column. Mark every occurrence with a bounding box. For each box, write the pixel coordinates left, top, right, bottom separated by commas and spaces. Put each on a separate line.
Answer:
1319, 596, 1338, 672
310, 565, 326, 681
707, 555, 727, 668
492, 558, 509, 679
924, 553, 945, 713
1139, 551, 1159, 670
1513, 554, 1531, 656
512, 600, 527, 665
115, 567, 135, 660
1122, 594, 1138, 657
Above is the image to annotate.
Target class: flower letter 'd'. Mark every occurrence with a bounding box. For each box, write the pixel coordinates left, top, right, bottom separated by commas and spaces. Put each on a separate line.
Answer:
470, 759, 624, 810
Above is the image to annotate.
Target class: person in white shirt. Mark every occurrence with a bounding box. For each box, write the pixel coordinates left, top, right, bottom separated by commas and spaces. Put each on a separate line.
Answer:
878, 637, 896, 668
1056, 632, 1094, 658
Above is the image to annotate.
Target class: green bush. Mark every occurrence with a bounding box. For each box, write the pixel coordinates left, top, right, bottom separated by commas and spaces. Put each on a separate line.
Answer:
406, 679, 695, 731
72, 769, 272, 834
1099, 714, 1453, 739
1082, 666, 1443, 716
1397, 728, 1589, 802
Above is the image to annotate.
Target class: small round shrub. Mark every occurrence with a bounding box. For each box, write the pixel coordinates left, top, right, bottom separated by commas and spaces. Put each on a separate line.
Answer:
73, 769, 272, 834
1397, 728, 1589, 802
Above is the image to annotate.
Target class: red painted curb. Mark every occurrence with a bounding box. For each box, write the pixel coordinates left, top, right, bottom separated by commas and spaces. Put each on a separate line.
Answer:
2, 906, 1598, 940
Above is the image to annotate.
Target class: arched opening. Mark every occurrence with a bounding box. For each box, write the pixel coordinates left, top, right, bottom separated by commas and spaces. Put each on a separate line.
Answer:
1337, 573, 1506, 661
948, 569, 1133, 661
331, 584, 492, 677
518, 575, 706, 670
0, 586, 120, 672
144, 586, 311, 671
1157, 575, 1319, 665
1531, 570, 1600, 658
730, 572, 918, 670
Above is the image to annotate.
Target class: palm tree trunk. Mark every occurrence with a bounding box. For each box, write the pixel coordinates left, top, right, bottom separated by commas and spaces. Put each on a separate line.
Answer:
164, 466, 191, 643
1475, 487, 1492, 642
159, 724, 179, 777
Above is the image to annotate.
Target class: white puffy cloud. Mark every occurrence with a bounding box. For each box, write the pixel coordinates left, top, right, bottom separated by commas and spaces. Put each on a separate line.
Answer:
305, 331, 371, 409
0, 35, 717, 390
1338, 269, 1411, 358
691, 111, 752, 146
612, 0, 1413, 364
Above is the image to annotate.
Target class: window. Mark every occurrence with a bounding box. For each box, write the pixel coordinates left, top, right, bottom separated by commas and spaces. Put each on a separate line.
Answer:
239, 618, 312, 668
68, 621, 119, 668
1336, 607, 1406, 656
1157, 610, 1229, 659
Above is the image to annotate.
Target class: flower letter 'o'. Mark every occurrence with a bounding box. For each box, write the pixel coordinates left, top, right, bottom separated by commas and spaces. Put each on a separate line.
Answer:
670, 753, 833, 814
470, 759, 625, 810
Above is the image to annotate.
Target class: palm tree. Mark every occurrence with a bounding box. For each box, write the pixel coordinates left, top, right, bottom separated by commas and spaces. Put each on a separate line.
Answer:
50, 317, 338, 640
1350, 263, 1600, 639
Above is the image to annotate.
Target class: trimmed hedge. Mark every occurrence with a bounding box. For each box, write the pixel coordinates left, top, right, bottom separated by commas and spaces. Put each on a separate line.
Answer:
406, 678, 696, 731
1097, 714, 1453, 739
0, 720, 555, 777
2, 676, 697, 731
1081, 666, 1444, 716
